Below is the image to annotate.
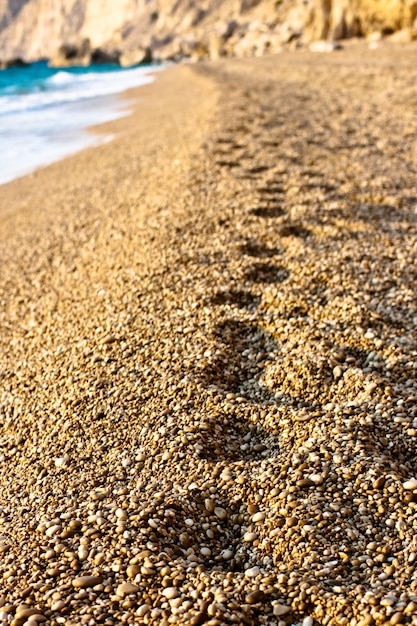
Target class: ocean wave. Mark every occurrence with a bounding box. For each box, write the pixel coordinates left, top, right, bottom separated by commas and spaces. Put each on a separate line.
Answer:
0, 65, 157, 115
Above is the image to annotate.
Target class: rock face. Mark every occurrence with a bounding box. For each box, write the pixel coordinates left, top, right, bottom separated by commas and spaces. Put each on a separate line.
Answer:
0, 0, 416, 65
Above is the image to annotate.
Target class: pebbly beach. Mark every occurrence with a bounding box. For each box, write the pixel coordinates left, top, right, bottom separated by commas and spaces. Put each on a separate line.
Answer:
1, 43, 417, 625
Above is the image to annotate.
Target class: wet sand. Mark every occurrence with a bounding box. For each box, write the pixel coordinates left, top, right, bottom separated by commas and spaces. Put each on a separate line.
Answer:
1, 45, 417, 625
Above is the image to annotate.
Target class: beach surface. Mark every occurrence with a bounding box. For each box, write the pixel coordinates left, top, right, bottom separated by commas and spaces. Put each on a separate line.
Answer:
1, 44, 417, 625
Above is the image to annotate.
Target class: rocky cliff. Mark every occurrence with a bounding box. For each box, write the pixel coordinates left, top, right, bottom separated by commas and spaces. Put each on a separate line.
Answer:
0, 0, 416, 65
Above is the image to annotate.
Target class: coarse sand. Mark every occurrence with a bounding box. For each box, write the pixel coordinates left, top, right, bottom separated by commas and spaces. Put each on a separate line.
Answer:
1, 44, 417, 625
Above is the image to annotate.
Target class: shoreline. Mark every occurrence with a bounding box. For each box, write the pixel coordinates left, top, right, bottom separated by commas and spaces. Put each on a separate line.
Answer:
1, 48, 417, 624
0, 63, 160, 188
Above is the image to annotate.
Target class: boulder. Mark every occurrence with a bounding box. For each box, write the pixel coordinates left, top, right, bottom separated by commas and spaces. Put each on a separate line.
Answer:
119, 46, 152, 67
0, 57, 28, 69
49, 38, 91, 67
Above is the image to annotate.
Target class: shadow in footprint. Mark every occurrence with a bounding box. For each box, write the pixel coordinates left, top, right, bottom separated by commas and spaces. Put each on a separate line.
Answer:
257, 185, 285, 195
215, 160, 240, 168
247, 165, 270, 175
244, 262, 289, 284
250, 206, 286, 218
279, 221, 312, 238
240, 240, 284, 258
208, 289, 261, 309
201, 319, 279, 405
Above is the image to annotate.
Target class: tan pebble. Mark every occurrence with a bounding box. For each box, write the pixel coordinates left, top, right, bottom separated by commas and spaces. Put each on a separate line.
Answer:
51, 600, 65, 611
100, 334, 117, 345
405, 601, 417, 613
117, 582, 139, 597
94, 553, 105, 566
273, 603, 291, 616
72, 575, 102, 589
204, 499, 215, 513
127, 564, 140, 578
252, 512, 266, 522
78, 547, 88, 561
333, 365, 343, 379
245, 590, 265, 604
15, 608, 42, 620
45, 525, 61, 537
115, 508, 128, 520
373, 476, 385, 489
243, 532, 258, 542
136, 604, 150, 617
189, 613, 206, 626
162, 587, 180, 599
390, 613, 404, 625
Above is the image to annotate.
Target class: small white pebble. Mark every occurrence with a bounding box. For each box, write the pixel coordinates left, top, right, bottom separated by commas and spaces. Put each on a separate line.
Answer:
200, 547, 211, 557
245, 566, 260, 578
221, 549, 233, 560
214, 507, 227, 519
162, 587, 180, 599
45, 524, 61, 537
54, 457, 69, 468
403, 478, 417, 490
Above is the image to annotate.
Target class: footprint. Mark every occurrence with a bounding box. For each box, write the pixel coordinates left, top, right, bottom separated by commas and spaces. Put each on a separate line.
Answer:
279, 221, 312, 238
215, 160, 240, 168
208, 289, 261, 309
243, 262, 290, 284
247, 165, 270, 175
240, 240, 283, 258
250, 206, 286, 218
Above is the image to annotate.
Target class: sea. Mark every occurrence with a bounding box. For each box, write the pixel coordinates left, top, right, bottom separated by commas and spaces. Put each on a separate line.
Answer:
0, 61, 159, 186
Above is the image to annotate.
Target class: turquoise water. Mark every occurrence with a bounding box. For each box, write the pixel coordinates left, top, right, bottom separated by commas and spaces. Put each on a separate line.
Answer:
0, 61, 157, 185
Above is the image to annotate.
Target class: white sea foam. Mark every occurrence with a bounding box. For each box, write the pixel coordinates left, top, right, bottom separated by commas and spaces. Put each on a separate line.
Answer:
0, 64, 160, 185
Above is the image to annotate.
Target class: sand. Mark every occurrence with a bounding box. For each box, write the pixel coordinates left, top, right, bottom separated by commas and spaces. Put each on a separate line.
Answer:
1, 44, 417, 625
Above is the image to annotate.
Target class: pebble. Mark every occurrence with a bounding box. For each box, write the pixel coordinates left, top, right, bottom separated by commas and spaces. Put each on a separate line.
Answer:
137, 604, 150, 617
245, 590, 265, 604
252, 511, 266, 522
220, 549, 233, 560
214, 507, 227, 519
162, 587, 180, 599
245, 566, 260, 578
273, 603, 291, 616
54, 456, 69, 467
126, 564, 140, 578
45, 524, 61, 537
116, 582, 140, 596
71, 575, 103, 589
403, 478, 417, 490
15, 608, 42, 620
